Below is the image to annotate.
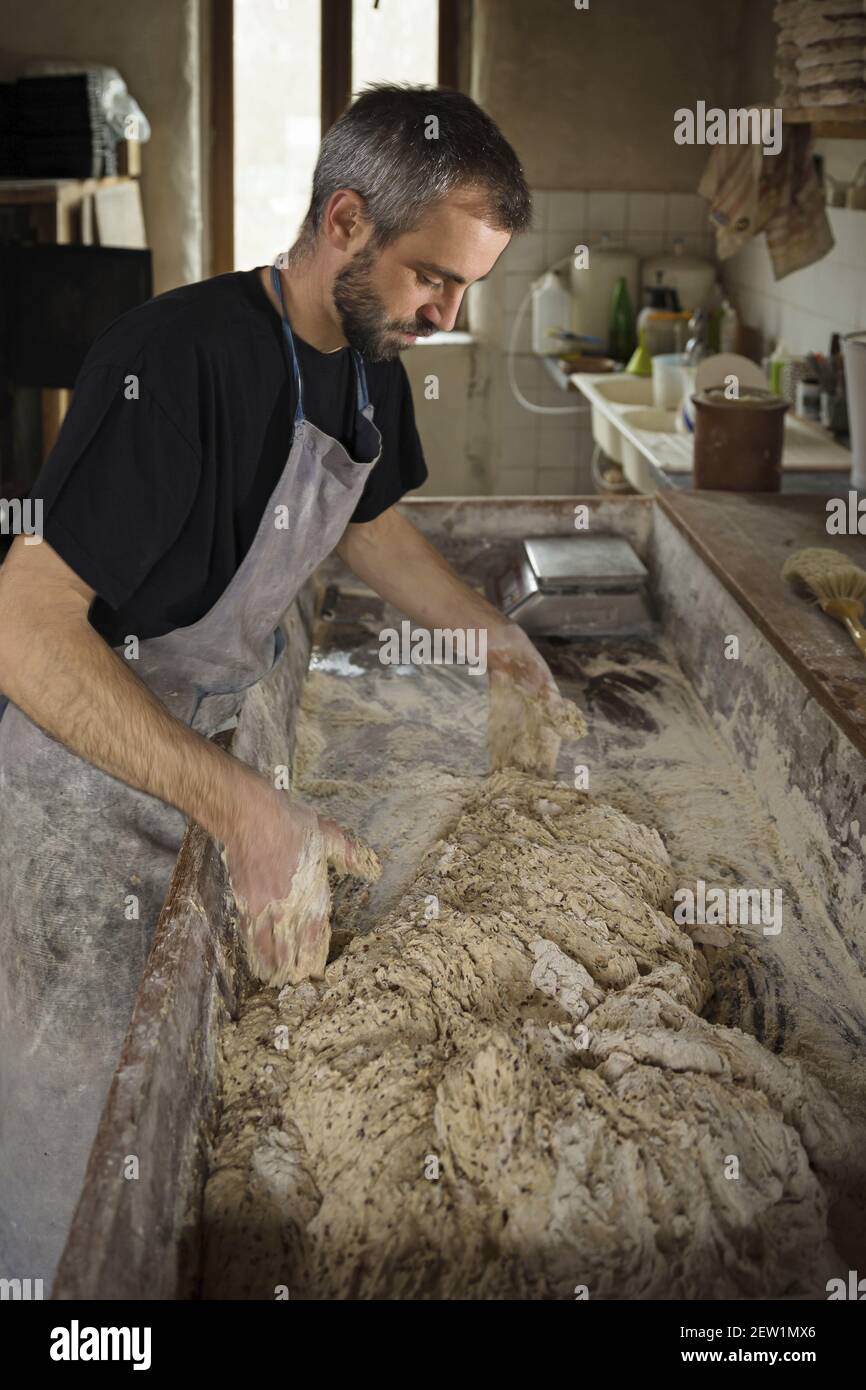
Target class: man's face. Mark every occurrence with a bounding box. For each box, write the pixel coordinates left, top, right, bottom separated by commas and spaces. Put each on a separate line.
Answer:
331, 191, 510, 361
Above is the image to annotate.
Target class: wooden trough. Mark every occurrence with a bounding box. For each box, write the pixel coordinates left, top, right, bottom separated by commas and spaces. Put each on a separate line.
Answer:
52, 495, 866, 1299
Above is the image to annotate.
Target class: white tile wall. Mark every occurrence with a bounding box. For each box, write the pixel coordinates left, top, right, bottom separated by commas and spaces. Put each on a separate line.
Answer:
472, 187, 721, 497
721, 206, 866, 358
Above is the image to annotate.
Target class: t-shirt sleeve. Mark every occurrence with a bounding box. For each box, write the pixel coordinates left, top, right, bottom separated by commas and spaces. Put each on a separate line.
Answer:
349, 359, 427, 523
32, 363, 201, 610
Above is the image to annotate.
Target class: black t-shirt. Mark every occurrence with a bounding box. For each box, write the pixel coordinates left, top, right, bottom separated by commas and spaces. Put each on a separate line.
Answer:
33, 267, 427, 645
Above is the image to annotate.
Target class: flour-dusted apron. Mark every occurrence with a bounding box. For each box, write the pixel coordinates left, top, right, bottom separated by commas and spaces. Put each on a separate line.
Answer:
0, 265, 382, 1285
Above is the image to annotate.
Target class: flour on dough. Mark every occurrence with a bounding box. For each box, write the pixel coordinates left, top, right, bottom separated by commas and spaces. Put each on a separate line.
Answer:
202, 773, 857, 1299
223, 832, 381, 989
488, 673, 587, 776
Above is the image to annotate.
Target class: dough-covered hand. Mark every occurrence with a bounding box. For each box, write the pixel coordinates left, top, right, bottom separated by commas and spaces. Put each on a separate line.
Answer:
222, 789, 381, 987
487, 623, 586, 777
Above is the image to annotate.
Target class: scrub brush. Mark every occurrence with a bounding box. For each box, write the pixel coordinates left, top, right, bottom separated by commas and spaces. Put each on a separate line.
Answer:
781, 547, 866, 658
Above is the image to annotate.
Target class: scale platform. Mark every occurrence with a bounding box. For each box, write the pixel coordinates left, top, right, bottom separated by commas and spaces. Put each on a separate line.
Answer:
488, 535, 654, 638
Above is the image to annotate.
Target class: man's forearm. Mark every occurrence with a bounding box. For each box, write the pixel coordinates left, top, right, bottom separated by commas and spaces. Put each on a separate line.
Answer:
0, 545, 263, 844
337, 506, 511, 641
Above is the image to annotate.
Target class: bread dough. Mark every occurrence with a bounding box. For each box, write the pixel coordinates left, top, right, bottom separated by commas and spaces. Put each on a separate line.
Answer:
202, 773, 855, 1299
488, 673, 587, 777
223, 831, 381, 988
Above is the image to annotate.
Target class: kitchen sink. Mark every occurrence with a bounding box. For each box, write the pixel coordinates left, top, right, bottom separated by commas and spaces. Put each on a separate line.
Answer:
593, 377, 654, 405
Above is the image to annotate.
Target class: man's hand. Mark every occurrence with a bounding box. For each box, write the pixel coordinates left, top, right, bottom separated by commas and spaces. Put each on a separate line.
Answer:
0, 536, 381, 986
487, 621, 586, 777
221, 783, 381, 987
337, 510, 586, 777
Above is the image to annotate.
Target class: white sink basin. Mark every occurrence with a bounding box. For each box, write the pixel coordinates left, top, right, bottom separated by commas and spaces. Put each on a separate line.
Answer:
620, 406, 678, 432
589, 376, 655, 461
593, 377, 654, 405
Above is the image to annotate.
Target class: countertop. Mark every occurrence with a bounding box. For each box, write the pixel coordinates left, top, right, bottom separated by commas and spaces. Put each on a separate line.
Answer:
657, 490, 866, 759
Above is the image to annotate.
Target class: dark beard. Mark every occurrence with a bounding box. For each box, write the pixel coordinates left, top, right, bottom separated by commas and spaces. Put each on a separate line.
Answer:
332, 246, 431, 362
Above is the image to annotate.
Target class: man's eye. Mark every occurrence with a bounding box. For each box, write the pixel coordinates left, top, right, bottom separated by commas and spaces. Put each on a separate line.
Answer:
416, 272, 442, 291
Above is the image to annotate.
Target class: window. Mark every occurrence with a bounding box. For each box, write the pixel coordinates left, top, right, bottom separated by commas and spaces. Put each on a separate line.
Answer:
352, 0, 438, 91
233, 0, 321, 270
218, 0, 459, 272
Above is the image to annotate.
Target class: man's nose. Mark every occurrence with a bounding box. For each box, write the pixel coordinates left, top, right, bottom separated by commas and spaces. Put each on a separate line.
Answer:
424, 288, 464, 334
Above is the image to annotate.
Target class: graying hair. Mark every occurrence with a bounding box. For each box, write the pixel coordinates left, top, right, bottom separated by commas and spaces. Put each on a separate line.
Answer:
298, 84, 531, 250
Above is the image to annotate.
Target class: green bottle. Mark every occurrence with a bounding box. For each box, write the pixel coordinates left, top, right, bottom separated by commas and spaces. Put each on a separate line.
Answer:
609, 276, 636, 363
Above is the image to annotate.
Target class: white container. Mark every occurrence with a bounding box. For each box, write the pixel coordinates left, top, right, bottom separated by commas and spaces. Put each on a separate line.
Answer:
531, 269, 572, 355
843, 332, 866, 489
652, 353, 688, 410
570, 235, 639, 349
640, 240, 715, 313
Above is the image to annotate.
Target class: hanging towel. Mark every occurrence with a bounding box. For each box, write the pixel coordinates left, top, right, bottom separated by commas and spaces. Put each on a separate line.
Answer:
698, 122, 834, 280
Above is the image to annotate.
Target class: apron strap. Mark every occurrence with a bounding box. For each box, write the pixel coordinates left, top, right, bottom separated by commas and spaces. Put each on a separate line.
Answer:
270, 262, 371, 423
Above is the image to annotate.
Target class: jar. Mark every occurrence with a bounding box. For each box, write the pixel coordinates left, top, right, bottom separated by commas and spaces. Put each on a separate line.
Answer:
692, 387, 789, 491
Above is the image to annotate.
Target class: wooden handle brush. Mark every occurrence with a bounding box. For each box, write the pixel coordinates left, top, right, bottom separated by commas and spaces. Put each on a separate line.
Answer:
782, 547, 866, 658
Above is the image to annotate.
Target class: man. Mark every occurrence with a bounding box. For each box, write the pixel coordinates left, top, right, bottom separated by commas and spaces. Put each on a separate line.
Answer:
0, 84, 575, 1284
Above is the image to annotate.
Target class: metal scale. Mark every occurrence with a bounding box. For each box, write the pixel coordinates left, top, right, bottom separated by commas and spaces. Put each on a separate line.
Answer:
488, 534, 654, 639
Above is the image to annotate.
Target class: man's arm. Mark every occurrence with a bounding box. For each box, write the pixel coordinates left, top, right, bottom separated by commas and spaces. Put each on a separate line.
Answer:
336, 505, 556, 693
0, 536, 369, 979
0, 535, 263, 844
336, 506, 587, 777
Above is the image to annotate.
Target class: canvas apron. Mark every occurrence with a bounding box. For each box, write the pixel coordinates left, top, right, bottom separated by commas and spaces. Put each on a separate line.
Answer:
0, 265, 382, 1284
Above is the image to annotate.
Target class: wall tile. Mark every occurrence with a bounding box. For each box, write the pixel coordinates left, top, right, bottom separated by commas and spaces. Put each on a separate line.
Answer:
500, 426, 540, 473
503, 310, 533, 353
666, 192, 710, 236
816, 261, 864, 329
546, 229, 581, 269
537, 465, 579, 495
586, 191, 627, 236
530, 190, 549, 233
500, 230, 548, 274
828, 208, 866, 268
547, 190, 587, 232
627, 192, 666, 233
629, 231, 665, 258
494, 466, 539, 496
504, 272, 533, 313
500, 368, 544, 427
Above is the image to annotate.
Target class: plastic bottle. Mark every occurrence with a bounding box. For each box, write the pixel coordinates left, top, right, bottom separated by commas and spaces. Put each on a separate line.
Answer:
768, 340, 790, 396
531, 270, 572, 356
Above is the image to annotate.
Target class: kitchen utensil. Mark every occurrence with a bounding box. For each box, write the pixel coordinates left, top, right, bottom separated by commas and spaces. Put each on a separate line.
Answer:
652, 353, 688, 409
640, 240, 715, 313
782, 548, 866, 658
692, 386, 789, 491
625, 330, 653, 377
694, 353, 769, 395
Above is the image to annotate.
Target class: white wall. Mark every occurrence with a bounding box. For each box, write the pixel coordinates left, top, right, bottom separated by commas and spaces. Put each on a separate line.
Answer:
471, 188, 718, 496
402, 339, 489, 496
721, 207, 866, 359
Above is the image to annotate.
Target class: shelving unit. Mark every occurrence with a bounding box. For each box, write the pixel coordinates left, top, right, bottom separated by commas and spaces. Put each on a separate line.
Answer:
782, 106, 866, 139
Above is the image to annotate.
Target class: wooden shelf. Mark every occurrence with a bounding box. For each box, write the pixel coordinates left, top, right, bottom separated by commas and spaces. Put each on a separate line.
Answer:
783, 106, 866, 138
